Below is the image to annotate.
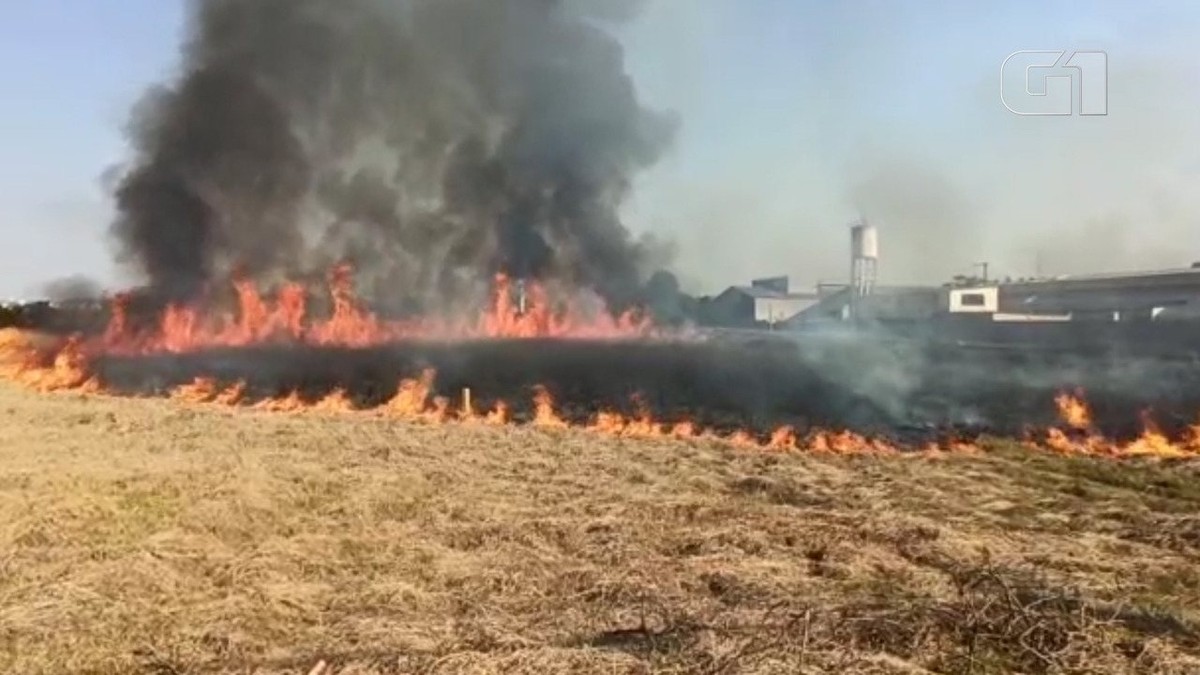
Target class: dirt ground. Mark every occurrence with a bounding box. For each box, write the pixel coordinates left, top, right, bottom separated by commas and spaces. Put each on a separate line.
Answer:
1, 384, 1198, 674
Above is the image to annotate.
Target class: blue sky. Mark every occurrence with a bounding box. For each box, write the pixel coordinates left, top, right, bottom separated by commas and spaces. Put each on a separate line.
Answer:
0, 0, 183, 297
2, 1, 1199, 296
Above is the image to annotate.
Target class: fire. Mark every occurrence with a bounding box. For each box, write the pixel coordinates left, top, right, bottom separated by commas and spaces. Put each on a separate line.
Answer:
586, 395, 665, 438
0, 330, 97, 393
808, 429, 897, 455
589, 410, 628, 435
1184, 415, 1200, 452
670, 421, 697, 439
622, 411, 661, 437
485, 400, 510, 426
101, 362, 910, 454
767, 426, 798, 451
6, 318, 1200, 460
384, 369, 436, 418
726, 430, 759, 448
253, 390, 306, 413
95, 266, 652, 356
532, 385, 568, 429
1054, 391, 1092, 430
214, 380, 246, 406
1043, 391, 1199, 458
1121, 410, 1187, 458
172, 376, 219, 403
314, 387, 356, 413
426, 396, 451, 424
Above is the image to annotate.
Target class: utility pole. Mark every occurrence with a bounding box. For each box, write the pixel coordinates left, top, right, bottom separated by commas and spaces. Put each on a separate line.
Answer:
973, 261, 990, 283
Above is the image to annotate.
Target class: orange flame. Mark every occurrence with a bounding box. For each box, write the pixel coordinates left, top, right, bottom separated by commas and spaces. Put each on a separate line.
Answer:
485, 400, 510, 426
670, 421, 697, 439
809, 429, 892, 454
1054, 391, 1092, 430
532, 385, 568, 429
0, 332, 912, 456
384, 369, 436, 418
767, 425, 798, 451
1043, 391, 1199, 458
314, 387, 355, 413
425, 396, 451, 424
10, 324, 1200, 461
172, 376, 219, 403
214, 380, 247, 406
0, 332, 98, 393
1184, 415, 1200, 452
253, 390, 306, 413
1121, 410, 1187, 458
94, 266, 652, 356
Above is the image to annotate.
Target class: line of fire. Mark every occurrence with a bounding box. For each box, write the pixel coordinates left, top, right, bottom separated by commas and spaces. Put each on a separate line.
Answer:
4, 217, 1200, 458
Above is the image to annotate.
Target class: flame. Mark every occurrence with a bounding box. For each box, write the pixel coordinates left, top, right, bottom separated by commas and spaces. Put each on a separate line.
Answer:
384, 369, 435, 418
1183, 415, 1200, 452
670, 421, 697, 439
1121, 410, 1189, 458
767, 425, 798, 451
485, 400, 510, 426
586, 394, 666, 438
532, 385, 568, 429
214, 380, 247, 406
0, 333, 942, 456
1055, 391, 1092, 430
0, 331, 97, 393
726, 430, 759, 448
93, 266, 652, 356
424, 396, 451, 424
1042, 391, 1199, 458
172, 376, 219, 403
314, 387, 355, 413
275, 367, 894, 455
253, 390, 306, 413
171, 377, 246, 406
588, 410, 627, 435
7, 323, 1199, 461
809, 429, 894, 454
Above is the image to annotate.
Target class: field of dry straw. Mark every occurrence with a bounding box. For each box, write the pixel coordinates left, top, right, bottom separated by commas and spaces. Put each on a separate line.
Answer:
1, 383, 1199, 674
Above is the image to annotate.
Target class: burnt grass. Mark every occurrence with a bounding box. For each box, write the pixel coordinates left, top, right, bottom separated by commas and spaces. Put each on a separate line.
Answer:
91, 333, 1200, 444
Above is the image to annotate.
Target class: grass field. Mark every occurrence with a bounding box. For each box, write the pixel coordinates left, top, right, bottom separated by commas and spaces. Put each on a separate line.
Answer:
1, 384, 1199, 674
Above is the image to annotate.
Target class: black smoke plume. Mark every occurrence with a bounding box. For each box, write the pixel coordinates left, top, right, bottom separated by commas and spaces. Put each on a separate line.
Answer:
42, 275, 103, 303
110, 0, 678, 313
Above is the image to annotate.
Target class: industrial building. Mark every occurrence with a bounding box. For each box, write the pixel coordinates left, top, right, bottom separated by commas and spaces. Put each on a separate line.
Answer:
701, 276, 819, 328
785, 284, 941, 327
943, 268, 1200, 322
703, 217, 1200, 338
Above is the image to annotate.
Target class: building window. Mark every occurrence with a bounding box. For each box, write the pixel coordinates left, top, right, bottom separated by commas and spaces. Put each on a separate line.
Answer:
960, 293, 987, 307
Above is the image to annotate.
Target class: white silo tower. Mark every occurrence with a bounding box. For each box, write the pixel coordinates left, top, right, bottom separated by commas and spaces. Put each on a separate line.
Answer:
849, 218, 879, 320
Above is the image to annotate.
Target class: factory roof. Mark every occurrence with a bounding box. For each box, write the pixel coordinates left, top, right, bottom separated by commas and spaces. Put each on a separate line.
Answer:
727, 285, 818, 300
1001, 266, 1200, 287
783, 284, 942, 326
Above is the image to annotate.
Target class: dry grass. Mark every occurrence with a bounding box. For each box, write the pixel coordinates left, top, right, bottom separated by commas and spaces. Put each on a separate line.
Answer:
1, 385, 1199, 674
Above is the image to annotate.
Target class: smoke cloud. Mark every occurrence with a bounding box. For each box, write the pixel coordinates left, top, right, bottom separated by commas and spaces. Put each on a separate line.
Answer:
110, 0, 678, 312
42, 275, 103, 303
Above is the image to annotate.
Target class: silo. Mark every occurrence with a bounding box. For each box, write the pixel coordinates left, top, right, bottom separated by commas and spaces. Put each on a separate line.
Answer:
850, 219, 879, 295
849, 219, 879, 320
